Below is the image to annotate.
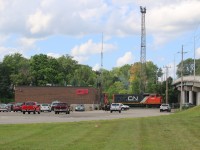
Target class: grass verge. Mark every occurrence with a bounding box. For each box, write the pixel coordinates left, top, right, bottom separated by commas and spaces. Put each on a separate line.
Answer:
0, 107, 200, 150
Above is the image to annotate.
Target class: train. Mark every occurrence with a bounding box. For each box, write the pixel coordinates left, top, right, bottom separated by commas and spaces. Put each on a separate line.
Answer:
112, 93, 162, 107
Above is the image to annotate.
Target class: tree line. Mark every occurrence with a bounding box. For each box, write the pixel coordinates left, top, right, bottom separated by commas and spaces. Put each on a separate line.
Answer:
0, 53, 199, 103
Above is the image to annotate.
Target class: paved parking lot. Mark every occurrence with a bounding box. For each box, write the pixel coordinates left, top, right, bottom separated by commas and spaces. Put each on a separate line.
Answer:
0, 108, 172, 124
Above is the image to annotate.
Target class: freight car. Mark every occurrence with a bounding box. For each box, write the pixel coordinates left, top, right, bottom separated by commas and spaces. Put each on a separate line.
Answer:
113, 93, 162, 107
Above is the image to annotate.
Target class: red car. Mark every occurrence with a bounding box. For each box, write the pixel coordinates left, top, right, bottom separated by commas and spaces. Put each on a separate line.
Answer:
21, 101, 41, 114
13, 102, 24, 112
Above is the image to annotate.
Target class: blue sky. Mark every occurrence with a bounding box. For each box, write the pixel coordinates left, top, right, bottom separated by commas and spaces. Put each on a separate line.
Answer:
0, 0, 200, 78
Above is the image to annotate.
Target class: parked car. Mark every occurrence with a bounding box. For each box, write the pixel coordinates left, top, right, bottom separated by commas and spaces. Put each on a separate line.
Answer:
51, 100, 60, 111
75, 104, 85, 111
13, 102, 24, 112
110, 103, 122, 113
104, 104, 110, 111
182, 103, 195, 109
40, 103, 51, 112
160, 104, 171, 112
6, 102, 14, 112
121, 104, 130, 110
21, 101, 41, 114
0, 103, 8, 112
54, 102, 70, 114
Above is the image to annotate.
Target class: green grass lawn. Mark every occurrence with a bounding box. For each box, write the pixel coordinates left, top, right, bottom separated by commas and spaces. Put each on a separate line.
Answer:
0, 107, 200, 150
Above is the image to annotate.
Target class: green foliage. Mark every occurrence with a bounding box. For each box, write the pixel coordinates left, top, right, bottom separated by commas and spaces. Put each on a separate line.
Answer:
176, 58, 200, 77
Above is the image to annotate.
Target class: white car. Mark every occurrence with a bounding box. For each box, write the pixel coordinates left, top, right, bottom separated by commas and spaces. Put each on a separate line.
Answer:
40, 103, 51, 112
51, 101, 60, 111
121, 104, 130, 110
0, 103, 8, 112
110, 103, 122, 113
160, 104, 171, 112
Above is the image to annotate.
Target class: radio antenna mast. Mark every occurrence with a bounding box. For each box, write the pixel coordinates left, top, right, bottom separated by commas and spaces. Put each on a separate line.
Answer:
140, 6, 147, 94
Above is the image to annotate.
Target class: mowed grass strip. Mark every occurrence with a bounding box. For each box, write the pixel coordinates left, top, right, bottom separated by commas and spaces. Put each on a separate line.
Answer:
0, 107, 200, 150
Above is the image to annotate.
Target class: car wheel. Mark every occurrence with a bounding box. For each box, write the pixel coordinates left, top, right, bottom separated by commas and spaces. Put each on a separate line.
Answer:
55, 111, 57, 114
23, 111, 25, 114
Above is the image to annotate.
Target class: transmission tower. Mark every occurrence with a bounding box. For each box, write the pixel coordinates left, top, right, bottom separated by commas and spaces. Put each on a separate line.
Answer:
140, 6, 147, 94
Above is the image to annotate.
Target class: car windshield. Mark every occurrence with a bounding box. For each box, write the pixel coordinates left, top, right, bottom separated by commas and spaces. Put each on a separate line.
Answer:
42, 104, 48, 106
16, 103, 23, 106
56, 103, 66, 106
112, 103, 119, 106
26, 102, 35, 105
0, 104, 7, 107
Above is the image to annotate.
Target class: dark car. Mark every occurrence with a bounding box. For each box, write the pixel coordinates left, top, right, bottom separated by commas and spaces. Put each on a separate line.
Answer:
6, 102, 15, 112
182, 103, 195, 109
13, 102, 24, 112
54, 102, 70, 114
75, 104, 85, 111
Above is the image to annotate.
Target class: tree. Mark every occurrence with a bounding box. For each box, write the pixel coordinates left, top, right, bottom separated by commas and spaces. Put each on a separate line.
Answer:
3, 53, 31, 86
176, 58, 194, 77
57, 55, 78, 86
30, 54, 60, 86
70, 65, 96, 86
129, 61, 162, 94
0, 62, 13, 100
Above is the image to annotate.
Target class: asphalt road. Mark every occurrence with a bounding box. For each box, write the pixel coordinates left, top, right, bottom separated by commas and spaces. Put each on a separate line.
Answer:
0, 108, 172, 124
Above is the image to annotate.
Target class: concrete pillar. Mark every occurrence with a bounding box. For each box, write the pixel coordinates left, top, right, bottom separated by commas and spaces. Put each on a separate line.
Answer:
189, 91, 193, 104
197, 92, 200, 106
182, 91, 186, 104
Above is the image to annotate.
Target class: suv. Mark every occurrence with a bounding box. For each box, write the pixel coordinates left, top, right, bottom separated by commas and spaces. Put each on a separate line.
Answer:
110, 103, 122, 113
160, 104, 171, 112
54, 102, 70, 114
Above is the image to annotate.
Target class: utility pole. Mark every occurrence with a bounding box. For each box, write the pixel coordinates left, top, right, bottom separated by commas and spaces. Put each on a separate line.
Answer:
140, 6, 146, 94
100, 32, 103, 104
194, 36, 196, 80
178, 45, 187, 110
163, 66, 171, 104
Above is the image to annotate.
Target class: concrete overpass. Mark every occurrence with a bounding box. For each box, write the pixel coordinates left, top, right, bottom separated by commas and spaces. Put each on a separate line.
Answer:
172, 76, 200, 106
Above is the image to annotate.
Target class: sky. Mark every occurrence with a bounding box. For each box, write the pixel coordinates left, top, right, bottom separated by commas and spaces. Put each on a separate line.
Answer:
0, 0, 200, 78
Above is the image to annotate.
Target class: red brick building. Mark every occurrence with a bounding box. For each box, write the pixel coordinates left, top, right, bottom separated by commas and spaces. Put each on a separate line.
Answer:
15, 86, 100, 110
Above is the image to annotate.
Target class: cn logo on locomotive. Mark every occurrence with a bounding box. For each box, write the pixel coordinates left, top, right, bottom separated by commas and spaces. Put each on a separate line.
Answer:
128, 96, 139, 102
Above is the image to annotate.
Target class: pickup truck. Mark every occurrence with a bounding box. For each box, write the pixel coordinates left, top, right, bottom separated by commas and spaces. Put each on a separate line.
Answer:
54, 102, 70, 114
110, 103, 122, 113
21, 101, 41, 114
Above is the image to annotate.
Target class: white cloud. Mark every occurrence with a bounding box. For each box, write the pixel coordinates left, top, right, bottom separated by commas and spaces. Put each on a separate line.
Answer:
0, 0, 200, 70
92, 63, 101, 71
27, 10, 52, 34
0, 46, 23, 61
196, 47, 200, 58
116, 51, 134, 67
73, 55, 89, 64
71, 39, 116, 63
47, 53, 61, 58
18, 37, 37, 49
146, 0, 200, 47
